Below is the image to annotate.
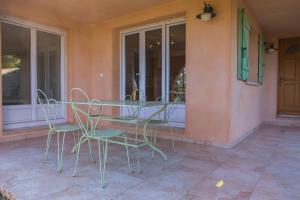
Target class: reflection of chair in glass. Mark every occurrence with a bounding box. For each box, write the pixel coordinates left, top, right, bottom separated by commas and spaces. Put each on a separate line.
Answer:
37, 89, 81, 173
169, 90, 185, 102
170, 67, 186, 102
126, 89, 146, 101
70, 88, 131, 187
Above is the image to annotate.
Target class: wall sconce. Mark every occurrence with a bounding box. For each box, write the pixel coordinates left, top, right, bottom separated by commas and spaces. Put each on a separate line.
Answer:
264, 42, 278, 53
196, 2, 216, 21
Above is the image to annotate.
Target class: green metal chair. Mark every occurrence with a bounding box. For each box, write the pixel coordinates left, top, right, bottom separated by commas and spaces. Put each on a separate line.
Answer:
69, 88, 96, 163
70, 88, 131, 187
148, 94, 180, 154
37, 89, 81, 173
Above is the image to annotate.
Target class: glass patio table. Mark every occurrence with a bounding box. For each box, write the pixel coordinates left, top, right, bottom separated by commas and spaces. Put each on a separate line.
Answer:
62, 99, 175, 161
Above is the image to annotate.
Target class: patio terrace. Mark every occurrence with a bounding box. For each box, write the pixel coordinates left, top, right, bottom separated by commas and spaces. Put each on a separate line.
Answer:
1, 124, 300, 200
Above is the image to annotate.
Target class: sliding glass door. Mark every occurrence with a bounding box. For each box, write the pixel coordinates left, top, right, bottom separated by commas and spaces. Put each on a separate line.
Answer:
1, 20, 66, 129
121, 19, 186, 127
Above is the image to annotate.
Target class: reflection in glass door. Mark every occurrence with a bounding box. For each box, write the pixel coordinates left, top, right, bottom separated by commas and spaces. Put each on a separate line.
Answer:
1, 20, 66, 129
2, 23, 31, 106
124, 33, 140, 100
145, 28, 163, 101
1, 23, 33, 124
37, 31, 61, 101
37, 30, 64, 120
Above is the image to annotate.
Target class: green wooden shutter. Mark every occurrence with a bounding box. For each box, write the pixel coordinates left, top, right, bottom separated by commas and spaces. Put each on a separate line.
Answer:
258, 33, 264, 84
237, 8, 250, 81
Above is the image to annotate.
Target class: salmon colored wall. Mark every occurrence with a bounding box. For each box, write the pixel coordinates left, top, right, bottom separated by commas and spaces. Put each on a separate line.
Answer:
263, 35, 279, 123
229, 0, 264, 144
82, 0, 233, 145
0, 0, 274, 146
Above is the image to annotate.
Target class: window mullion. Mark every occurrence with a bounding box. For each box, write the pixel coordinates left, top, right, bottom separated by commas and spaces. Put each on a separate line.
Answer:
31, 28, 37, 121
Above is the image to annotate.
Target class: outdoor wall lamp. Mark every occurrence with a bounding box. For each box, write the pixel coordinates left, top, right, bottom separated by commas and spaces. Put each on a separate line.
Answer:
196, 2, 216, 21
265, 42, 278, 53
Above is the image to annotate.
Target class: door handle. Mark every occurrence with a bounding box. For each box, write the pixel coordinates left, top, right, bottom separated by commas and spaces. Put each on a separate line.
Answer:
278, 78, 285, 86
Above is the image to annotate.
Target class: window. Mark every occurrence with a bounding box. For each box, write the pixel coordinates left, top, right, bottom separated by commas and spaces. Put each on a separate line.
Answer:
1, 18, 66, 129
1, 23, 31, 105
121, 18, 186, 126
37, 31, 62, 101
248, 27, 259, 82
237, 8, 264, 84
169, 24, 186, 102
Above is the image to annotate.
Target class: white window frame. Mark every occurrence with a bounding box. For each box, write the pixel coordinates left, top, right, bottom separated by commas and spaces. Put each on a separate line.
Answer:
0, 16, 67, 129
120, 17, 186, 127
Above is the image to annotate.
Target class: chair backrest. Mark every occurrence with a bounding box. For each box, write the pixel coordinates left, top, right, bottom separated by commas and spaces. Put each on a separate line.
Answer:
124, 89, 146, 118
71, 99, 104, 137
128, 89, 146, 101
165, 103, 177, 121
70, 88, 103, 137
155, 96, 177, 121
37, 89, 59, 130
169, 90, 185, 103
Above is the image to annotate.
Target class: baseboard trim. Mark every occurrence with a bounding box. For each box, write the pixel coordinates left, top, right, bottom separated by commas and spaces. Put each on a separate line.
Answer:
0, 127, 48, 144
225, 123, 263, 149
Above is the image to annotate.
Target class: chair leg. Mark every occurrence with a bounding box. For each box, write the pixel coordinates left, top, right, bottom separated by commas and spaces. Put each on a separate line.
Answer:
57, 132, 67, 173
72, 131, 77, 154
103, 139, 108, 186
72, 136, 84, 177
169, 126, 176, 152
98, 139, 108, 188
97, 140, 103, 185
43, 129, 53, 163
123, 134, 131, 171
87, 138, 95, 163
134, 124, 141, 174
136, 147, 141, 174
57, 132, 60, 173
151, 127, 158, 158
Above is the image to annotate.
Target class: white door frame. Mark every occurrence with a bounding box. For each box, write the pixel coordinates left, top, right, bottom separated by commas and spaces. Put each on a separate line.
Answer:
120, 18, 186, 127
1, 16, 67, 129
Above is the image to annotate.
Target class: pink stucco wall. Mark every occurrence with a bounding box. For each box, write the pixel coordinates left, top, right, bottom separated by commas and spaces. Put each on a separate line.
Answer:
85, 0, 233, 146
1, 0, 289, 147
228, 0, 265, 145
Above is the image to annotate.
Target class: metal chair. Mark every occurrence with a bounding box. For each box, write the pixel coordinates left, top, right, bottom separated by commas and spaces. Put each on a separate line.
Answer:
70, 88, 131, 187
37, 89, 81, 173
69, 88, 95, 163
148, 93, 181, 154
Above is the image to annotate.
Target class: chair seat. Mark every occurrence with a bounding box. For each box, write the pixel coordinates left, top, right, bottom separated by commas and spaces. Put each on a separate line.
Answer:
100, 115, 137, 122
148, 119, 168, 124
88, 128, 123, 139
55, 124, 81, 132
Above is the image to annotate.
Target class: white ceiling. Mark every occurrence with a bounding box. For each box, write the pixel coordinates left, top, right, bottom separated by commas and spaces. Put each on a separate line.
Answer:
244, 0, 300, 38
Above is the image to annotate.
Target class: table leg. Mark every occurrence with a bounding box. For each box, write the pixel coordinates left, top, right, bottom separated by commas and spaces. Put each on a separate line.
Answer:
71, 137, 88, 153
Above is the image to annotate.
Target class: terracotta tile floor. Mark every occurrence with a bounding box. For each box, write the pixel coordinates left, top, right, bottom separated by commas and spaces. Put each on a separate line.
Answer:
1, 125, 300, 200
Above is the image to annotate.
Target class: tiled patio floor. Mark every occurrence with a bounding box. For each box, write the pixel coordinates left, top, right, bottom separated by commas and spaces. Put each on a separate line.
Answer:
1, 125, 300, 200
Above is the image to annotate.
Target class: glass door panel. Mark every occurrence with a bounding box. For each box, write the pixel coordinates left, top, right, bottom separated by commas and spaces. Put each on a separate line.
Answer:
124, 33, 140, 100
1, 23, 31, 105
37, 31, 63, 120
169, 24, 186, 102
1, 21, 66, 129
145, 28, 162, 101
167, 23, 186, 125
1, 22, 33, 125
37, 31, 61, 100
